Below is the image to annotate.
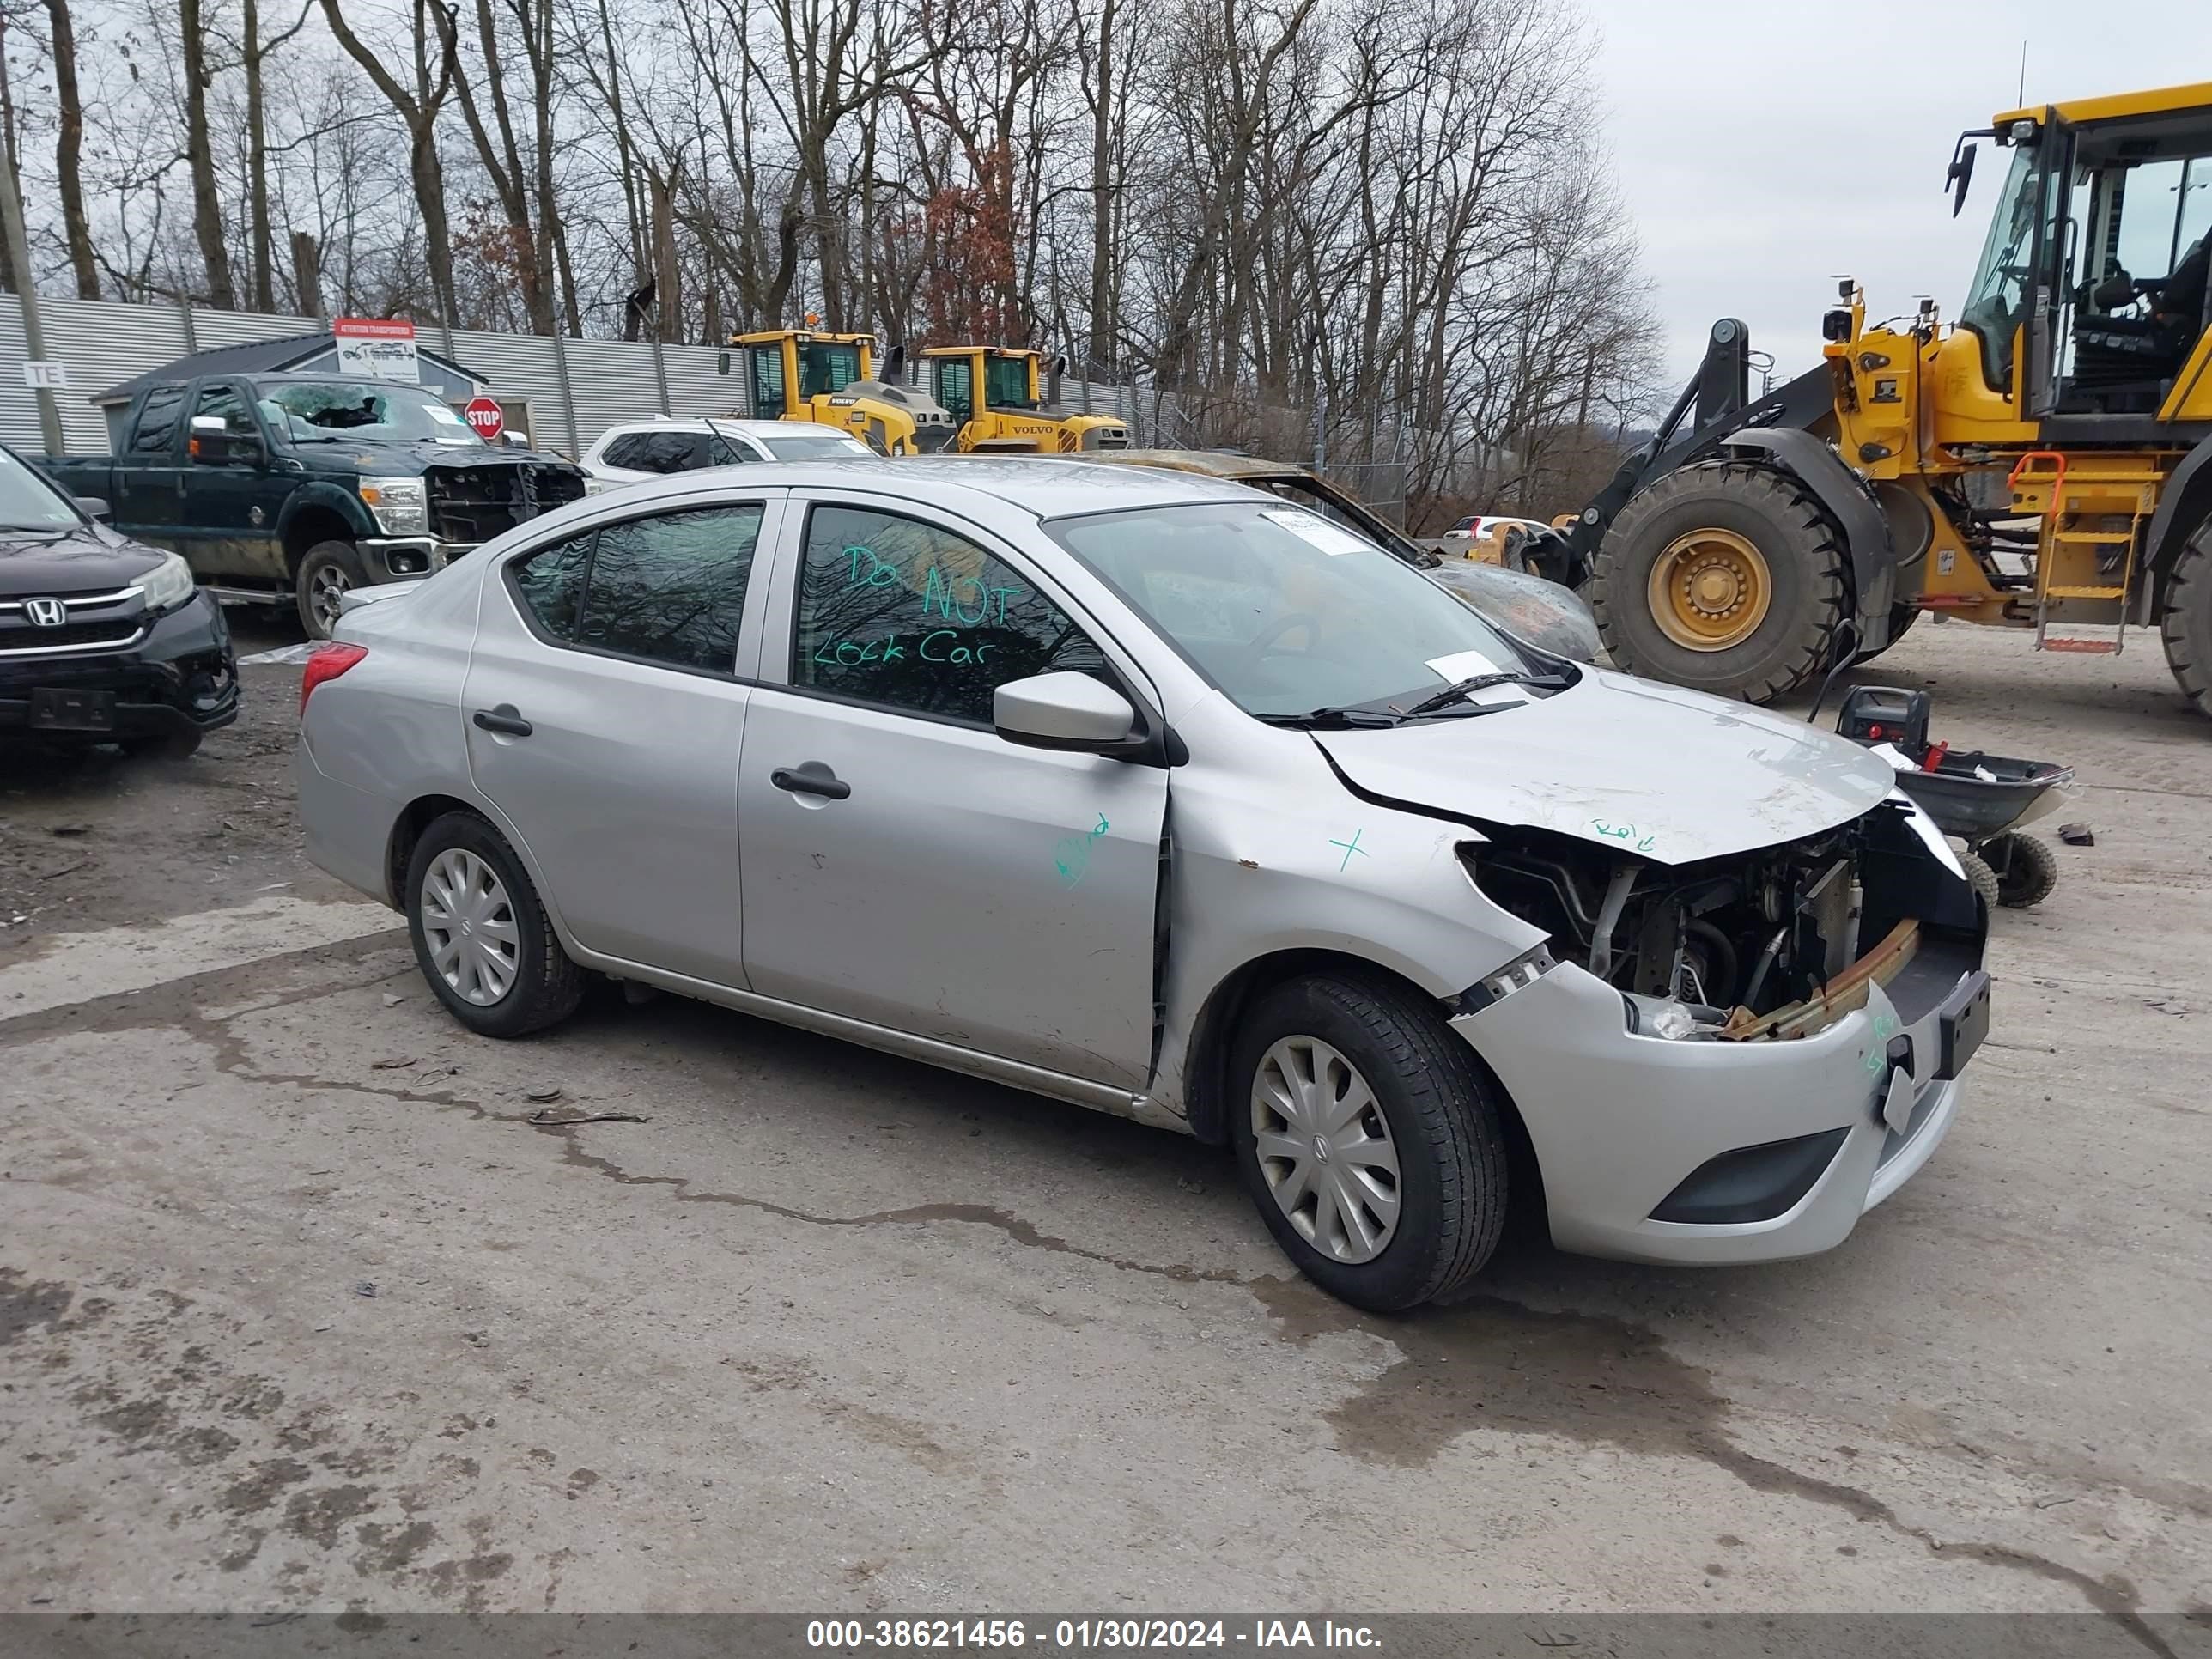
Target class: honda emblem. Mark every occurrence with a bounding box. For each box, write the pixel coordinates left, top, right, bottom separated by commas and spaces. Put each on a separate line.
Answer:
25, 598, 66, 627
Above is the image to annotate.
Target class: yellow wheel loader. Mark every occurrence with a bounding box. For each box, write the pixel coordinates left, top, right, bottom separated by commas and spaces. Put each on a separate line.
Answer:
921, 346, 1130, 453
727, 329, 957, 454
1571, 80, 2212, 718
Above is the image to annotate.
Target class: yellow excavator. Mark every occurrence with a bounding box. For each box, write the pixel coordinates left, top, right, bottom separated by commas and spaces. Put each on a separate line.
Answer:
726, 329, 957, 454
1569, 80, 2212, 718
921, 346, 1130, 453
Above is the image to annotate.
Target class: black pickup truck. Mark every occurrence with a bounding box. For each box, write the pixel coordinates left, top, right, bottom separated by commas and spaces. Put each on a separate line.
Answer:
40, 373, 585, 636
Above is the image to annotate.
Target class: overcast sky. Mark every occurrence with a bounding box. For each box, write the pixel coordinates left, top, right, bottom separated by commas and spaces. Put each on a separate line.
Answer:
1581, 0, 2212, 393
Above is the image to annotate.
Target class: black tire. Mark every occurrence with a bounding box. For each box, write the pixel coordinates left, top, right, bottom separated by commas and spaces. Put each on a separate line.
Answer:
1229, 973, 1507, 1312
1590, 462, 1849, 702
404, 811, 584, 1038
1958, 849, 2002, 918
295, 539, 368, 640
2159, 520, 2212, 720
119, 728, 202, 760
1986, 830, 2058, 908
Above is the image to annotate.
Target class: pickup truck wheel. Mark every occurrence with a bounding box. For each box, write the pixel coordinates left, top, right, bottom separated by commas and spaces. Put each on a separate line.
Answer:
295, 539, 367, 639
1231, 973, 1507, 1311
404, 811, 584, 1038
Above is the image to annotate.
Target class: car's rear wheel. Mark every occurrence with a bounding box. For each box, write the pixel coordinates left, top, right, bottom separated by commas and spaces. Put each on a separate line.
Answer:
404, 811, 583, 1037
1230, 973, 1507, 1311
295, 539, 367, 639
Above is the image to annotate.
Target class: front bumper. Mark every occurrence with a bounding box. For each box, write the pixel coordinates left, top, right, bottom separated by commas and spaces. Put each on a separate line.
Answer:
0, 591, 239, 739
1453, 944, 1982, 1265
362, 536, 480, 581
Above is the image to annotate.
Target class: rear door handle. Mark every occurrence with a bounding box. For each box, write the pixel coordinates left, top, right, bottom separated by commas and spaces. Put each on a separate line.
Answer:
770, 762, 851, 800
472, 705, 533, 737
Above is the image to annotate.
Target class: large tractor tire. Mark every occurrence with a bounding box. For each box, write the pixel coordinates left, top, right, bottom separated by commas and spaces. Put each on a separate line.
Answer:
2159, 518, 2212, 721
1589, 462, 1849, 702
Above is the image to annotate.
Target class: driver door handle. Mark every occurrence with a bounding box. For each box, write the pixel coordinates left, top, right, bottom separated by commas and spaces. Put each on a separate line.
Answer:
472, 705, 532, 737
770, 761, 851, 800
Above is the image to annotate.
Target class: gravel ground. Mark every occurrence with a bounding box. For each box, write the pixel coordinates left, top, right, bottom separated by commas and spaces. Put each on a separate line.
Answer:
1, 611, 2208, 1631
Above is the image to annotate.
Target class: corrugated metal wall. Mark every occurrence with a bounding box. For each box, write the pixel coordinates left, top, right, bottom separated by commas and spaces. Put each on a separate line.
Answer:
3, 291, 1146, 462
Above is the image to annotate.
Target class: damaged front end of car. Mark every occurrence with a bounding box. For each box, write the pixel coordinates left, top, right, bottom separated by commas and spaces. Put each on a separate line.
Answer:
1462, 793, 1983, 1045
1445, 792, 1990, 1266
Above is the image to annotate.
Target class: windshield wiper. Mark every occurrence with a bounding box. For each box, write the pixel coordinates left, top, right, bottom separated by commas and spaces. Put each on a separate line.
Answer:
1254, 705, 1401, 730
1396, 668, 1574, 720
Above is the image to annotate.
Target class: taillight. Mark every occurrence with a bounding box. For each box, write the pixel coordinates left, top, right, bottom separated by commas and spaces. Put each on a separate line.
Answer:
300, 642, 368, 715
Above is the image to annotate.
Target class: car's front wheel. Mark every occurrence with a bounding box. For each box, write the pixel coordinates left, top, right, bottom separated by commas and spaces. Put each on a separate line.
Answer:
404, 811, 583, 1038
1231, 973, 1508, 1311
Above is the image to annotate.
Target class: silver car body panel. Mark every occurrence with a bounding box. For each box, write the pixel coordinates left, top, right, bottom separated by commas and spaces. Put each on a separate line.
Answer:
456, 494, 786, 984
1453, 960, 1963, 1264
1314, 667, 1899, 866
298, 458, 1985, 1268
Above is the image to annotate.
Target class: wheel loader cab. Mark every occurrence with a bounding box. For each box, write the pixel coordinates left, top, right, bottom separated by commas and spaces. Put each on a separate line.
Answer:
1956, 94, 2212, 420
926, 348, 1043, 425
734, 331, 872, 420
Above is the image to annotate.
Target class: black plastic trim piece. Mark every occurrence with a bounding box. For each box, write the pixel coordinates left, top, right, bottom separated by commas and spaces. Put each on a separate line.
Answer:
1650, 1127, 1850, 1225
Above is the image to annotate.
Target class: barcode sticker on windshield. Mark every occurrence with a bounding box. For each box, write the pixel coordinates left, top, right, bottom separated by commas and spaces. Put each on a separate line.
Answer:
1261, 508, 1370, 556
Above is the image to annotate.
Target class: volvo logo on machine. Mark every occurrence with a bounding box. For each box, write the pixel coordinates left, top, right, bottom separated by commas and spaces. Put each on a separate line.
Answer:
24, 598, 67, 627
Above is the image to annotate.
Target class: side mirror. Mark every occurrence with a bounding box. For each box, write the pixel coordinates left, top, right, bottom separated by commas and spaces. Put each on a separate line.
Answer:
72, 495, 112, 521
1946, 141, 1977, 218
994, 672, 1137, 752
187, 415, 263, 467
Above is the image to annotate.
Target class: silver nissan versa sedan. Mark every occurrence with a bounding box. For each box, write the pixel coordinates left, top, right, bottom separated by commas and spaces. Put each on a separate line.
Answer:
297, 458, 1990, 1310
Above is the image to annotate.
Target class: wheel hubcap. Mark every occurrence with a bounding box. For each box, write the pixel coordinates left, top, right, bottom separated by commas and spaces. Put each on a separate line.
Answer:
1249, 1036, 1401, 1264
1648, 528, 1773, 652
419, 848, 520, 1006
310, 566, 352, 633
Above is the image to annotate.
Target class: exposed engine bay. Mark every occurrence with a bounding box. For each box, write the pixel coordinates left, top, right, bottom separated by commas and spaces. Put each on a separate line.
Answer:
1465, 800, 1971, 1036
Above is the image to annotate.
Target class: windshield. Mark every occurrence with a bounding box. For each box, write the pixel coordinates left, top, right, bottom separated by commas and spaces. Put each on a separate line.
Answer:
798, 343, 863, 398
257, 381, 483, 445
985, 354, 1036, 410
1048, 502, 1545, 719
756, 429, 872, 460
0, 446, 84, 529
1960, 143, 2052, 392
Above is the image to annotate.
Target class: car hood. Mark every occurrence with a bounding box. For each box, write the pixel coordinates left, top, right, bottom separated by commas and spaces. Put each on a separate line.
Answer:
297, 440, 579, 475
1312, 669, 1897, 866
0, 525, 167, 593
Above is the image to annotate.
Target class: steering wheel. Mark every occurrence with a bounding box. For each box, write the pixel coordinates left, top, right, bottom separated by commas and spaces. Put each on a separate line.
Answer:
1235, 611, 1322, 677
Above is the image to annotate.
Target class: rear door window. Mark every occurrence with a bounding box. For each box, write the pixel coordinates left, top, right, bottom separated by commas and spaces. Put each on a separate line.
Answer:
131, 385, 188, 453
788, 502, 1106, 726
509, 532, 594, 641
579, 506, 762, 670
505, 506, 765, 675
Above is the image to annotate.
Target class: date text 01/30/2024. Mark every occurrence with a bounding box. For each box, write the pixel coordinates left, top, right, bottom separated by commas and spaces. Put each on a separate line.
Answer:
805, 1620, 1383, 1650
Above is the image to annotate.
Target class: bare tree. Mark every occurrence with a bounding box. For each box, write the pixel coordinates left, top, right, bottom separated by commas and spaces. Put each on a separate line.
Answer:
43, 0, 98, 295
178, 0, 236, 305
319, 0, 458, 325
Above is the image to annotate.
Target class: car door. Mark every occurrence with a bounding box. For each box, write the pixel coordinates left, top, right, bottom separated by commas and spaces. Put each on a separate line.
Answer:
114, 383, 190, 545
461, 493, 783, 984
738, 489, 1168, 1088
182, 380, 281, 579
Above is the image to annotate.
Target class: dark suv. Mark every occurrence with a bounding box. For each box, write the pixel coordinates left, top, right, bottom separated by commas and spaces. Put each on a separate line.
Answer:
0, 444, 237, 757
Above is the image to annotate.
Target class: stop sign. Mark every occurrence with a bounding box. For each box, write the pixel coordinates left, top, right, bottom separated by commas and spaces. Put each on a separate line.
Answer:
463, 395, 506, 441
